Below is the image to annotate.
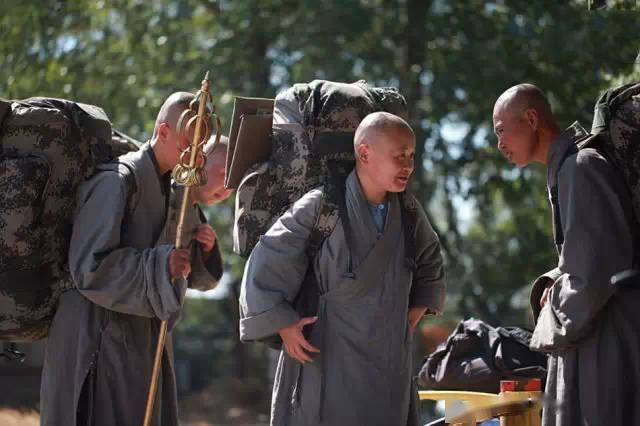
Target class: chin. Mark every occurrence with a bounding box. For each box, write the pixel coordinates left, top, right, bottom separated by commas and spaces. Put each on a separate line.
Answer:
387, 184, 408, 193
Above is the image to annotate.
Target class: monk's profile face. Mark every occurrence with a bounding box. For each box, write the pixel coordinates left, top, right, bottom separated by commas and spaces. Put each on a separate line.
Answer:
363, 128, 416, 193
157, 117, 192, 171
492, 105, 538, 167
192, 147, 233, 206
170, 127, 191, 166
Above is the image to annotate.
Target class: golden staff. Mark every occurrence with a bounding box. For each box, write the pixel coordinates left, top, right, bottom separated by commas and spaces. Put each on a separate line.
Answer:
143, 71, 221, 426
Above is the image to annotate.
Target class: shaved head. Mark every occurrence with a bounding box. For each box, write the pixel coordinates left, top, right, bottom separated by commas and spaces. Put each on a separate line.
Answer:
192, 134, 233, 206
492, 83, 560, 167
152, 91, 194, 139
353, 111, 416, 201
493, 83, 555, 127
204, 134, 229, 158
354, 111, 415, 150
150, 91, 196, 174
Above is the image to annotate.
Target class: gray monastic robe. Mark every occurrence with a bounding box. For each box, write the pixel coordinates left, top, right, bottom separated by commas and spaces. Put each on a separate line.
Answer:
41, 143, 220, 426
529, 123, 640, 425
240, 171, 446, 426
157, 183, 223, 291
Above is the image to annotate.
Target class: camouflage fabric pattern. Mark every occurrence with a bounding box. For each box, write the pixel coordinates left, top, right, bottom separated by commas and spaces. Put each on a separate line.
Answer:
234, 80, 407, 256
0, 97, 122, 341
598, 84, 640, 227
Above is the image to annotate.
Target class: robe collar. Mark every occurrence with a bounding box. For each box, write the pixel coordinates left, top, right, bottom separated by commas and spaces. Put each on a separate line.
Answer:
345, 169, 400, 237
144, 142, 172, 196
546, 121, 589, 189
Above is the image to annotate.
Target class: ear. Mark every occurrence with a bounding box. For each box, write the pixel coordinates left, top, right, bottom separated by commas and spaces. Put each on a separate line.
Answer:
524, 108, 539, 131
356, 143, 370, 163
158, 122, 170, 144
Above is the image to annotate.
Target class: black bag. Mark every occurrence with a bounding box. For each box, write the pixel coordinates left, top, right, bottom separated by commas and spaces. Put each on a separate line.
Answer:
418, 318, 547, 394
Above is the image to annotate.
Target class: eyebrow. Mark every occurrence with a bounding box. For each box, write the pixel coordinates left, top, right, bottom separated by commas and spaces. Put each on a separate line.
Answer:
394, 148, 415, 155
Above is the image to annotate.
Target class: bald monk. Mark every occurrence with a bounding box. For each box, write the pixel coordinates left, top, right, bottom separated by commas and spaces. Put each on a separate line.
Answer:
240, 112, 446, 426
41, 92, 200, 426
157, 135, 233, 292
493, 84, 640, 425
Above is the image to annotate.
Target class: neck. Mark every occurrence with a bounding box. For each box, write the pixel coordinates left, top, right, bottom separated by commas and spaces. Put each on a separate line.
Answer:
355, 167, 387, 205
150, 137, 173, 175
533, 125, 560, 166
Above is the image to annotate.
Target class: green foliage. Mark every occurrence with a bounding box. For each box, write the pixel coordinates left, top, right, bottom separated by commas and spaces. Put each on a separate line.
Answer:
2, 0, 638, 339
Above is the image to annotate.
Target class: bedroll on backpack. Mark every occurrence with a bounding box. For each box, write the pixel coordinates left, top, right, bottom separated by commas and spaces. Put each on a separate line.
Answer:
0, 97, 138, 342
232, 79, 409, 257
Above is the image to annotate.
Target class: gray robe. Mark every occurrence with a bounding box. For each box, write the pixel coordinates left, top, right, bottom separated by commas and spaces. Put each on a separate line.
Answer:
529, 123, 640, 425
41, 144, 220, 426
157, 183, 223, 291
240, 171, 446, 426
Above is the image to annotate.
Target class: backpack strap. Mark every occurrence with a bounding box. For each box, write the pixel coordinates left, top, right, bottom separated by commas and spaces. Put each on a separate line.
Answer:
550, 130, 617, 252
549, 143, 578, 252
332, 172, 356, 278
549, 125, 609, 252
305, 166, 347, 266
119, 161, 138, 217
306, 170, 419, 274
95, 160, 138, 221
399, 191, 418, 271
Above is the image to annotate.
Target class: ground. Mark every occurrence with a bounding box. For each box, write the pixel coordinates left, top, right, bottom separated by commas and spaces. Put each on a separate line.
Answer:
0, 366, 270, 426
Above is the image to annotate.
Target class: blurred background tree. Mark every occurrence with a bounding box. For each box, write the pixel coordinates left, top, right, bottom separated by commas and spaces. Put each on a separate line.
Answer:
1, 0, 638, 423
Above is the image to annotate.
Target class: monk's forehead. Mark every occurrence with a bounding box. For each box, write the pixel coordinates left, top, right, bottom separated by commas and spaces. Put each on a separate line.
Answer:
492, 101, 507, 122
493, 94, 524, 123
366, 125, 414, 147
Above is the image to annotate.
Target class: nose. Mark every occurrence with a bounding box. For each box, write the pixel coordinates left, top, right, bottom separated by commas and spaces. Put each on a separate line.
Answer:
404, 157, 414, 173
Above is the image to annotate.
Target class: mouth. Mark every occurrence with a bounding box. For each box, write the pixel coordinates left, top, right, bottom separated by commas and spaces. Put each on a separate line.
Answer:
213, 189, 232, 200
395, 175, 409, 185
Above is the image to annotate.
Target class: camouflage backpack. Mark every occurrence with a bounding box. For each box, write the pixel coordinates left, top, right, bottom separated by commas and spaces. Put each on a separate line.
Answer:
234, 79, 413, 257
551, 82, 640, 251
0, 97, 138, 342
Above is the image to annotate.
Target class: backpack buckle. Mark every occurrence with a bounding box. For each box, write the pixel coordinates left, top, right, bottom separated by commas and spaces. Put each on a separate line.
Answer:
1, 343, 25, 363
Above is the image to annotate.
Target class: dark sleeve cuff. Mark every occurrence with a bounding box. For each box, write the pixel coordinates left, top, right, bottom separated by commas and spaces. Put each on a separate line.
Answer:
530, 268, 563, 323
409, 279, 446, 315
187, 243, 223, 291
204, 243, 223, 281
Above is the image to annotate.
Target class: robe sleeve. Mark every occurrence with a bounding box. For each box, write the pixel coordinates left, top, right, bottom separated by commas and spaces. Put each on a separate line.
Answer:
409, 203, 446, 314
68, 171, 187, 321
239, 188, 323, 342
529, 267, 563, 323
188, 207, 223, 291
531, 151, 633, 352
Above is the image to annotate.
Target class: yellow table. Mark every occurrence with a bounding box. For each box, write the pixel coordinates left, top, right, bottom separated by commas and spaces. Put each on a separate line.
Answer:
419, 390, 542, 426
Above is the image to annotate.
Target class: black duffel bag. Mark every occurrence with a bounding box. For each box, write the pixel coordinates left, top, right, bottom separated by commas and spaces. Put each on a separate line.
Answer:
418, 318, 547, 394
